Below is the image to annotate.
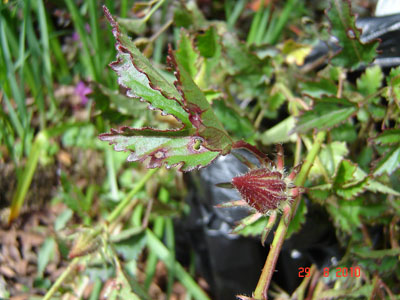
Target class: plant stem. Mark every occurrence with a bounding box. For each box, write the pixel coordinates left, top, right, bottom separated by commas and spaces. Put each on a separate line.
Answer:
43, 258, 79, 300
44, 168, 158, 298
106, 168, 158, 224
253, 131, 326, 299
143, 0, 166, 23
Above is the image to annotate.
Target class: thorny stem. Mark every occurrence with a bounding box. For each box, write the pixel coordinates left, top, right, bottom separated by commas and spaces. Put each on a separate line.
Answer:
253, 131, 326, 300
43, 168, 158, 299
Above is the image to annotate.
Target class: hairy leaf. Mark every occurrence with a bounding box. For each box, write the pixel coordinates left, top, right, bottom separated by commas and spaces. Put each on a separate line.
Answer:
100, 127, 220, 171
168, 48, 232, 154
101, 7, 232, 170
295, 96, 357, 133
104, 8, 191, 127
327, 0, 379, 69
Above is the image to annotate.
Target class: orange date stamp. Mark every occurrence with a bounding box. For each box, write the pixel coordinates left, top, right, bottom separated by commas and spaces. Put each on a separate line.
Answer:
298, 267, 361, 278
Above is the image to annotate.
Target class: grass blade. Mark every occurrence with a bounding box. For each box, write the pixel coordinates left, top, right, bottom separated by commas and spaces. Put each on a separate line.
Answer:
64, 0, 98, 80
146, 229, 211, 300
0, 15, 27, 125
9, 131, 48, 223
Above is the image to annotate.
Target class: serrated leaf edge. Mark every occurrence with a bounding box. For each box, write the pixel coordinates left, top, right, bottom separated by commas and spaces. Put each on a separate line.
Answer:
293, 95, 358, 134
103, 6, 190, 128
166, 45, 233, 153
99, 126, 219, 172
325, 0, 379, 69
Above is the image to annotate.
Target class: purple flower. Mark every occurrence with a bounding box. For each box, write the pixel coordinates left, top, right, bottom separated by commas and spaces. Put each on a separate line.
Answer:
72, 24, 91, 43
75, 81, 92, 105
72, 32, 80, 42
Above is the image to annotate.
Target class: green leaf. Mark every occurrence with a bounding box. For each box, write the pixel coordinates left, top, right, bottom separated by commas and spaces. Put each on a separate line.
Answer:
105, 9, 191, 127
213, 100, 254, 139
334, 159, 358, 185
222, 32, 263, 75
101, 8, 232, 170
295, 96, 357, 133
331, 122, 357, 142
197, 27, 217, 58
300, 78, 337, 98
320, 285, 373, 299
373, 129, 400, 145
365, 179, 400, 196
308, 185, 331, 202
334, 160, 369, 199
117, 17, 146, 35
114, 232, 147, 261
354, 248, 400, 259
319, 141, 349, 176
352, 166, 400, 196
336, 176, 369, 200
234, 216, 269, 237
54, 208, 73, 231
173, 1, 207, 29
386, 66, 400, 101
327, 0, 379, 69
100, 127, 220, 171
286, 197, 307, 238
176, 30, 199, 79
37, 237, 55, 277
170, 50, 232, 154
267, 92, 286, 112
260, 116, 297, 145
373, 146, 400, 176
96, 84, 148, 117
356, 65, 383, 97
327, 197, 363, 233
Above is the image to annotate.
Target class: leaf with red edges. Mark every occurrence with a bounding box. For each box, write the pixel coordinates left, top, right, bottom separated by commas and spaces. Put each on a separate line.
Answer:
104, 7, 191, 127
100, 6, 232, 170
326, 0, 379, 69
167, 47, 232, 154
100, 127, 220, 172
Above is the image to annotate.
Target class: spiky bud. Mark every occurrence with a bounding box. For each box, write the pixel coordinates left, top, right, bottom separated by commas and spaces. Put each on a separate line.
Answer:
232, 168, 295, 214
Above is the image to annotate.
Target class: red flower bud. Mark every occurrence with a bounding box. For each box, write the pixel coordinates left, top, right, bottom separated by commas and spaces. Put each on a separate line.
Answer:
232, 168, 293, 214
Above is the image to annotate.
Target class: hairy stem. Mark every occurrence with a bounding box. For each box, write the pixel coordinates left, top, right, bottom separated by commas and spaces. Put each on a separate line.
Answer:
253, 131, 326, 299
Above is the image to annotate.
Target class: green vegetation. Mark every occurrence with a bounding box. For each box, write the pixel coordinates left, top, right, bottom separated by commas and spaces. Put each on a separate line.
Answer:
0, 0, 399, 299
